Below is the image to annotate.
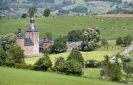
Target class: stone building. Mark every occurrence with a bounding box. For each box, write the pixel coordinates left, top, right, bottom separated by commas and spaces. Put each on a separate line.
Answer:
17, 17, 39, 56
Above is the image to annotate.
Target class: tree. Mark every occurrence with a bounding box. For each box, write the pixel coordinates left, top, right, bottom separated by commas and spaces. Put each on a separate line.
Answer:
123, 35, 132, 46
67, 50, 84, 64
28, 6, 37, 17
6, 45, 25, 67
81, 28, 100, 51
0, 33, 17, 52
33, 56, 52, 71
101, 39, 108, 46
0, 48, 7, 65
53, 57, 65, 72
101, 55, 122, 81
64, 59, 83, 76
109, 63, 122, 81
43, 8, 50, 17
51, 36, 67, 53
116, 37, 123, 45
21, 13, 28, 18
67, 30, 82, 42
45, 32, 52, 40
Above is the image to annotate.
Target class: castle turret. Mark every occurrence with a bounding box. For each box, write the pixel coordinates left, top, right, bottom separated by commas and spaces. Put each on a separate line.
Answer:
25, 17, 39, 55
17, 28, 24, 48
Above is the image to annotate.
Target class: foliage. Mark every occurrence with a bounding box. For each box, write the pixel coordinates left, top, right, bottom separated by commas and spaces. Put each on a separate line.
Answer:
28, 6, 37, 17
123, 35, 132, 46
58, 9, 69, 15
44, 31, 52, 40
53, 57, 65, 72
109, 63, 122, 81
64, 59, 83, 76
70, 6, 88, 13
0, 33, 17, 52
21, 13, 28, 18
81, 28, 100, 51
62, 0, 72, 6
67, 50, 84, 64
123, 62, 133, 82
101, 55, 122, 81
6, 45, 25, 67
67, 30, 82, 42
51, 36, 67, 53
43, 8, 50, 17
116, 37, 123, 45
101, 39, 108, 46
0, 48, 7, 65
33, 56, 52, 71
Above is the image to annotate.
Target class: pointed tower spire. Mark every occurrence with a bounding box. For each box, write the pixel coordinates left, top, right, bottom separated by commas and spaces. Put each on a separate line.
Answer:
17, 27, 23, 38
30, 17, 35, 29
26, 17, 38, 32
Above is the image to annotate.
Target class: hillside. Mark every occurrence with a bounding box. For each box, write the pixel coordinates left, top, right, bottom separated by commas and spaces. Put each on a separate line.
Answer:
0, 16, 133, 40
0, 67, 127, 85
0, 0, 133, 18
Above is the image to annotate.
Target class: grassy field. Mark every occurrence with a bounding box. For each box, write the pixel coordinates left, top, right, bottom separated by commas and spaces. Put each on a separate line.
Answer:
0, 67, 127, 85
25, 47, 121, 65
0, 16, 133, 40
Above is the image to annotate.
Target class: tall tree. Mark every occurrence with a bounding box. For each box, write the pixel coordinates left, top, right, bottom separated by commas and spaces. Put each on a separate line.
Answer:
0, 33, 17, 52
51, 36, 67, 53
67, 30, 82, 42
45, 32, 52, 40
43, 8, 50, 17
28, 6, 37, 17
123, 35, 132, 46
116, 37, 123, 45
81, 28, 100, 51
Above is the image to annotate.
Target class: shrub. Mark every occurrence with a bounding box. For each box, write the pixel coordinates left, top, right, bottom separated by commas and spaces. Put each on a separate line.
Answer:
33, 57, 52, 71
64, 59, 83, 76
67, 50, 84, 64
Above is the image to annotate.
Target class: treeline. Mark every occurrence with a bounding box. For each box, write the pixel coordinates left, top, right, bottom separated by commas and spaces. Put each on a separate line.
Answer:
84, 0, 122, 2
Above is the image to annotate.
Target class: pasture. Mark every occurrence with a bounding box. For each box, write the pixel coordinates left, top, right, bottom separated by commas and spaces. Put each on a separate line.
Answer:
0, 67, 127, 85
0, 16, 133, 40
25, 48, 121, 65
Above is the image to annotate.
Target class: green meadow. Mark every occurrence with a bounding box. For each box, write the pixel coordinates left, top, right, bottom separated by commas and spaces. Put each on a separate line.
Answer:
0, 67, 127, 85
0, 16, 133, 40
25, 48, 121, 65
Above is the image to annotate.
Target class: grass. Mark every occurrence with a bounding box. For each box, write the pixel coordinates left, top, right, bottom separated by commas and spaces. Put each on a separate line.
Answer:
0, 66, 127, 85
25, 48, 121, 65
0, 16, 133, 40
83, 68, 101, 78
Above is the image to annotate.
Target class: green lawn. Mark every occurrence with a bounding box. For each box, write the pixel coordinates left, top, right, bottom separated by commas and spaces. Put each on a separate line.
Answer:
0, 67, 127, 85
25, 49, 121, 65
0, 16, 133, 40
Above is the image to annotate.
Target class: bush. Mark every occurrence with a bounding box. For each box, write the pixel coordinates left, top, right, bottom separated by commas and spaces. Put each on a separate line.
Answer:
116, 37, 123, 45
67, 50, 84, 64
64, 59, 83, 76
53, 57, 65, 72
33, 57, 52, 71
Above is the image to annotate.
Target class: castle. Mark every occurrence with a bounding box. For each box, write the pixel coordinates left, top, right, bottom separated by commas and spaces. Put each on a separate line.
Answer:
16, 17, 81, 57
16, 17, 53, 56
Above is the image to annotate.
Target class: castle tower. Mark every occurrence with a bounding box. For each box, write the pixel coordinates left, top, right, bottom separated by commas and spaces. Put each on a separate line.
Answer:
17, 28, 24, 49
26, 17, 39, 55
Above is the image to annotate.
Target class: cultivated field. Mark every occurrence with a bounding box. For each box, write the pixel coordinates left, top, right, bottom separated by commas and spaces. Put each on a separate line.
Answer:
0, 67, 127, 85
96, 14, 133, 18
0, 16, 133, 40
